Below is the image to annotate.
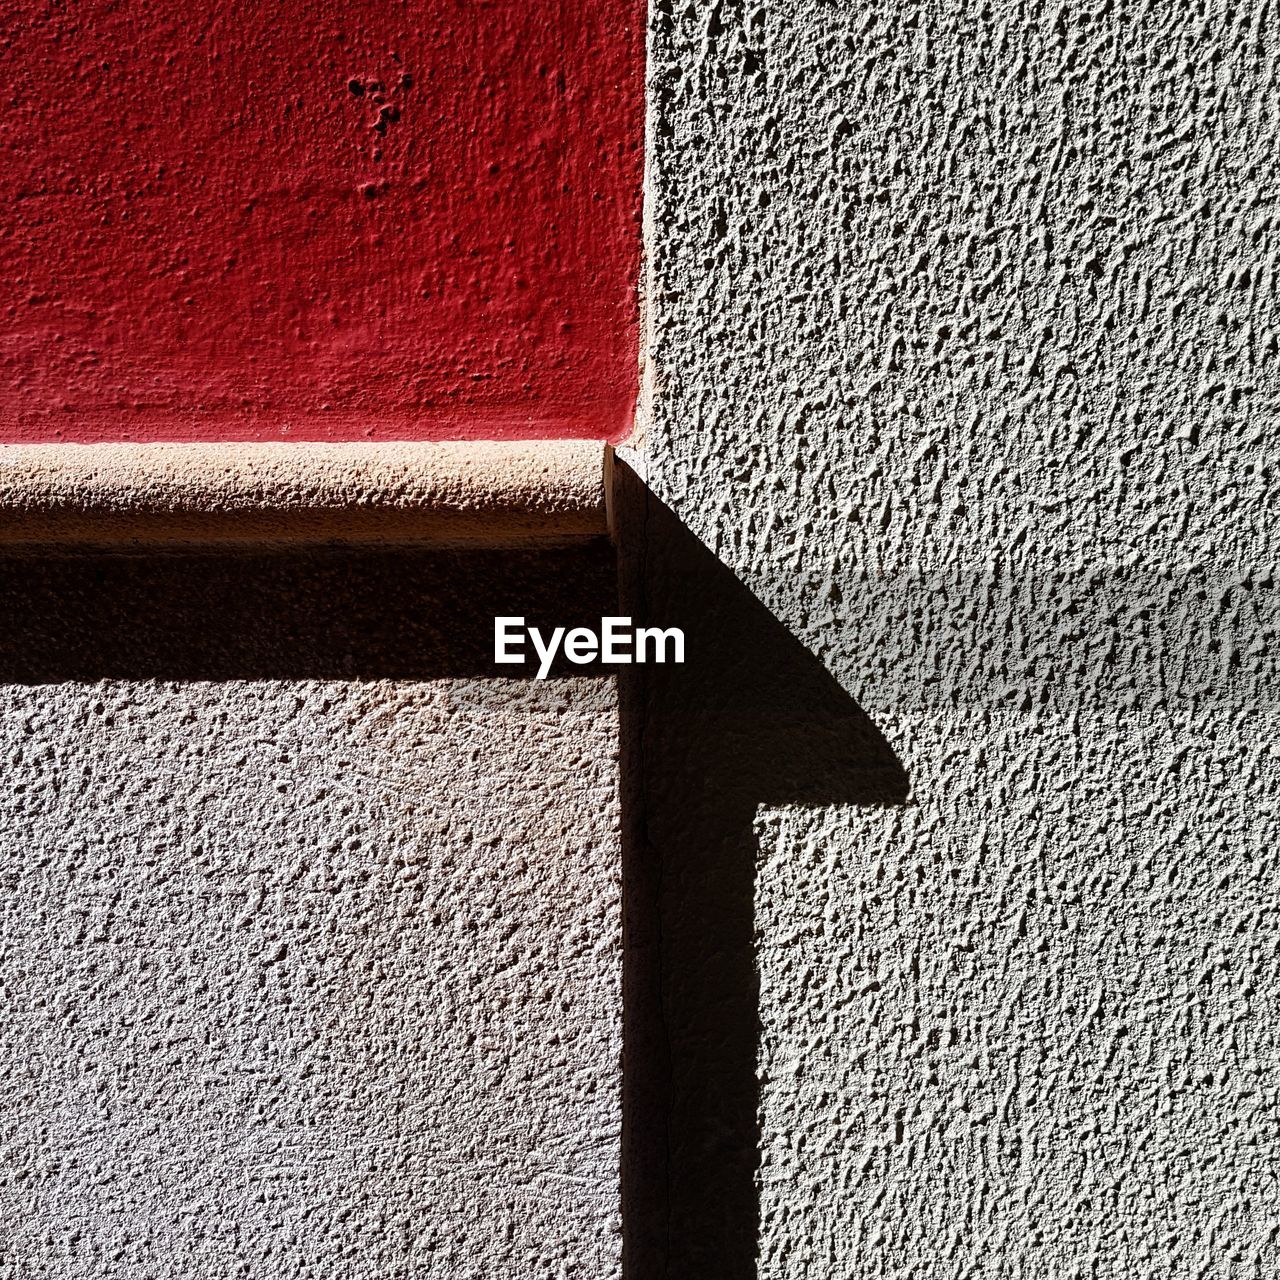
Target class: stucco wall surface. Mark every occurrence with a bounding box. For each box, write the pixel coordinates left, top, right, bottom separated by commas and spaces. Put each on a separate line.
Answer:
644, 0, 1280, 1275
0, 675, 621, 1278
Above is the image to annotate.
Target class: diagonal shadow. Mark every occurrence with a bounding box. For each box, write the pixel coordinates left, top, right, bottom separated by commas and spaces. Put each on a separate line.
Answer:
616, 462, 910, 1279
0, 502, 908, 1277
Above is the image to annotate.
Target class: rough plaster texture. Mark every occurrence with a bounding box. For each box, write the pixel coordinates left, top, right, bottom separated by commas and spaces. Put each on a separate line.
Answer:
0, 0, 644, 441
0, 441, 607, 548
643, 1, 1280, 1275
0, 553, 622, 1277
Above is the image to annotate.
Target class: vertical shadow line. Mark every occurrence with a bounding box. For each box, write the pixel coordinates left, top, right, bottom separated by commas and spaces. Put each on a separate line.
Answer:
615, 461, 909, 1280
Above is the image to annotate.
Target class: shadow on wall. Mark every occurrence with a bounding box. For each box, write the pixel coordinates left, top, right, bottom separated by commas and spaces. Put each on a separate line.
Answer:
0, 496, 909, 1280
616, 462, 910, 1280
0, 544, 616, 682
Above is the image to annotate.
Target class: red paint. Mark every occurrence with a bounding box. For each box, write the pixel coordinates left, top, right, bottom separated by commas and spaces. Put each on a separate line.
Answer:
0, 1, 643, 442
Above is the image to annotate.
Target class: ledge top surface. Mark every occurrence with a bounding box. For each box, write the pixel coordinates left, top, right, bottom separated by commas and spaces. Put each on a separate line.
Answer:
0, 440, 609, 549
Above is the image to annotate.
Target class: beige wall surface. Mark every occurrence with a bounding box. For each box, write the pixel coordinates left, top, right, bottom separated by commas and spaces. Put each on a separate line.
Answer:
0, 548, 621, 1279
640, 1, 1280, 1276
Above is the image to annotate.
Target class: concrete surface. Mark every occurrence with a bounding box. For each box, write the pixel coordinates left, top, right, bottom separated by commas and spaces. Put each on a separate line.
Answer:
0, 548, 622, 1279
641, 1, 1280, 1276
0, 441, 607, 548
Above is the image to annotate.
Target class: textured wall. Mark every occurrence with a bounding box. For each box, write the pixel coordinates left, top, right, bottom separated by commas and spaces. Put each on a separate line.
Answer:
0, 549, 622, 1278
0, 0, 643, 442
642, 0, 1280, 1275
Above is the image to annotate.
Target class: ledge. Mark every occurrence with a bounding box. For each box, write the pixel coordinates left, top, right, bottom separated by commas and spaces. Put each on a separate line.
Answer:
0, 441, 608, 549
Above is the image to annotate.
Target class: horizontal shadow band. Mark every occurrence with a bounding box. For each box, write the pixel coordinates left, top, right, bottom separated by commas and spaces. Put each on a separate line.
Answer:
0, 542, 619, 683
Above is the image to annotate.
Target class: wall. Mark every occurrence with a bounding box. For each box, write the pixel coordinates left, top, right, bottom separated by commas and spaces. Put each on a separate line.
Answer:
0, 547, 623, 1278
0, 3, 642, 1272
641, 1, 1280, 1276
0, 0, 643, 442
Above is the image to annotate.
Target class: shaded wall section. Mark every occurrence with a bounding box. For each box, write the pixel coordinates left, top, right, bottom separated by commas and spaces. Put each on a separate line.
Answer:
642, 1, 1280, 1276
0, 545, 624, 1278
0, 0, 644, 442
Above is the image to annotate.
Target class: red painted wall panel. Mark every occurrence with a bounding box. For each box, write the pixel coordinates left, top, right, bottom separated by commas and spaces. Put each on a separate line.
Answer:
0, 0, 643, 442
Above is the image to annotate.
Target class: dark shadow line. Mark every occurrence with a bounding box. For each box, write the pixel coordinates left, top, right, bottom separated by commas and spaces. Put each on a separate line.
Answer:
616, 462, 909, 1280
0, 542, 617, 682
